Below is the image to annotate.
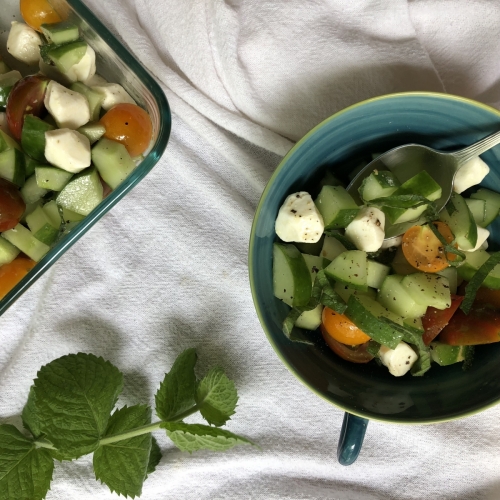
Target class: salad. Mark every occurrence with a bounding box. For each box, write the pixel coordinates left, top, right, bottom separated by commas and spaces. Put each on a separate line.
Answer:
0, 0, 153, 300
272, 150, 500, 377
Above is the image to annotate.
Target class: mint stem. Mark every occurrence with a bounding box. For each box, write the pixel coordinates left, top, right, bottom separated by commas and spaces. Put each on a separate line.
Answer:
99, 405, 199, 446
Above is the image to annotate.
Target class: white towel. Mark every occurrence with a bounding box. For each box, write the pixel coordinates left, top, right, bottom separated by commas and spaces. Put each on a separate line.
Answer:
2, 0, 500, 499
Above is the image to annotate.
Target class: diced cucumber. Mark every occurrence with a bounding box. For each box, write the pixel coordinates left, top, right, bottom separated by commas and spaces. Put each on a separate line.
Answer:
456, 248, 500, 289
20, 200, 42, 224
56, 167, 103, 216
0, 237, 20, 266
366, 260, 390, 289
71, 83, 105, 121
21, 115, 54, 163
430, 342, 472, 366
1, 224, 50, 262
333, 282, 376, 302
24, 156, 43, 178
377, 274, 428, 318
77, 121, 106, 144
302, 253, 325, 283
0, 148, 25, 187
439, 192, 477, 250
25, 205, 59, 245
0, 61, 11, 75
294, 235, 324, 256
344, 295, 404, 349
437, 266, 458, 295
358, 170, 400, 202
391, 246, 418, 276
314, 185, 359, 230
400, 273, 451, 310
0, 70, 22, 109
42, 200, 62, 228
0, 129, 20, 154
91, 138, 136, 190
324, 250, 368, 291
48, 40, 88, 74
465, 198, 486, 227
273, 243, 312, 307
384, 205, 428, 225
61, 206, 85, 223
403, 317, 423, 332
21, 174, 49, 204
35, 166, 73, 191
470, 188, 500, 226
319, 235, 347, 261
295, 304, 323, 330
41, 22, 80, 45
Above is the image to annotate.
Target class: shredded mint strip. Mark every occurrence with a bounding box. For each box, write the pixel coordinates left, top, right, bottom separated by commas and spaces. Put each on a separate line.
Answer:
427, 222, 466, 266
461, 252, 500, 314
0, 349, 253, 500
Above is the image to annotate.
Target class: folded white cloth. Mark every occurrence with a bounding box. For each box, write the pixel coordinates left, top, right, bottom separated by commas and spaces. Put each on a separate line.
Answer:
1, 0, 500, 499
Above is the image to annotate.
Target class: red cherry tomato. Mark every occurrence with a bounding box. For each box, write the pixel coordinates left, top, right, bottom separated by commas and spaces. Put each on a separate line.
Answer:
320, 324, 374, 363
0, 178, 25, 231
421, 295, 464, 345
100, 103, 153, 157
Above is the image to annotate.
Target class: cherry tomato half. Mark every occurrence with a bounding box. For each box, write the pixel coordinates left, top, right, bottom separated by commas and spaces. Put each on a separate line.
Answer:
0, 256, 36, 299
20, 0, 62, 32
100, 103, 153, 158
421, 295, 463, 345
321, 306, 371, 345
320, 324, 374, 363
0, 178, 25, 232
402, 221, 456, 273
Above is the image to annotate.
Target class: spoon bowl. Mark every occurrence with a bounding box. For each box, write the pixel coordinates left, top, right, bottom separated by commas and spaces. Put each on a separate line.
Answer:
346, 130, 500, 239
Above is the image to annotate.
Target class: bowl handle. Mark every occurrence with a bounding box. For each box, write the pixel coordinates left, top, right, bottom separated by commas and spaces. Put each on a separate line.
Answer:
337, 412, 369, 465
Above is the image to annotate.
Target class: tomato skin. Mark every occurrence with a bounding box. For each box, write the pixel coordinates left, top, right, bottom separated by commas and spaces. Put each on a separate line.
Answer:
402, 222, 455, 273
471, 287, 500, 309
100, 104, 153, 157
422, 295, 463, 345
438, 303, 500, 345
320, 324, 374, 363
0, 256, 36, 299
20, 0, 62, 31
0, 178, 26, 232
321, 306, 371, 345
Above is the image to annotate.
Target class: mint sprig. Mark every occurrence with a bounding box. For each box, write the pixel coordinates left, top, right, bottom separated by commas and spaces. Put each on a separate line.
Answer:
0, 349, 254, 499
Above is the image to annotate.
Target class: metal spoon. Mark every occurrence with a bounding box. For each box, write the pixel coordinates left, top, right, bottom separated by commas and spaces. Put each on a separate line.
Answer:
346, 130, 500, 240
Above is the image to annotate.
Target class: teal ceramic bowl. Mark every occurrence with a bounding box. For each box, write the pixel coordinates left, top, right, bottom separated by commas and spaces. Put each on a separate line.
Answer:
249, 92, 500, 462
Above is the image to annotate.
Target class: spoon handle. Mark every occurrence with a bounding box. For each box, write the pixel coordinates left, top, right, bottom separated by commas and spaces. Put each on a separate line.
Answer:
453, 129, 500, 165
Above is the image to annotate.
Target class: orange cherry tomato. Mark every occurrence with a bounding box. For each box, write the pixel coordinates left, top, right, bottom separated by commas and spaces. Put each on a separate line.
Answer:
20, 0, 62, 32
100, 104, 153, 158
0, 256, 36, 299
402, 222, 456, 273
421, 295, 463, 345
0, 178, 26, 232
321, 306, 371, 346
320, 324, 374, 363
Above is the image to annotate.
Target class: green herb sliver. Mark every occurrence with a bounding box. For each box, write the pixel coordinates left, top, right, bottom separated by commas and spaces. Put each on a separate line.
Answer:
427, 221, 466, 266
461, 252, 500, 314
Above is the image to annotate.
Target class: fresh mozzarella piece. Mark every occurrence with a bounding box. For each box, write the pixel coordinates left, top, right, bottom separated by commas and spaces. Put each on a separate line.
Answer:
345, 206, 385, 252
6, 22, 42, 65
44, 80, 91, 129
460, 226, 490, 252
381, 235, 402, 250
379, 342, 418, 377
66, 45, 96, 83
85, 73, 108, 86
90, 82, 135, 110
453, 157, 490, 194
45, 129, 91, 173
275, 192, 324, 243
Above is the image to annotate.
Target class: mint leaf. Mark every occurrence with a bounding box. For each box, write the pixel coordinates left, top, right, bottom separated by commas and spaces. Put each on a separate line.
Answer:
162, 422, 254, 453
22, 386, 41, 438
94, 405, 153, 498
196, 367, 238, 426
32, 353, 123, 459
0, 424, 54, 500
155, 349, 197, 422
146, 437, 161, 478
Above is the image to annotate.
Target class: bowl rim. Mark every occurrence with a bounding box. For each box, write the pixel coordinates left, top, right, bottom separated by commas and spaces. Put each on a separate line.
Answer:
249, 91, 500, 424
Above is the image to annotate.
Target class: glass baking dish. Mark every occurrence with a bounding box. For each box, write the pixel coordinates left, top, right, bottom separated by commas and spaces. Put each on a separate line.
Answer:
0, 0, 171, 316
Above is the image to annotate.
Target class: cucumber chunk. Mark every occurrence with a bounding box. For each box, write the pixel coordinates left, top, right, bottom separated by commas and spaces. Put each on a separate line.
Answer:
21, 174, 49, 204
378, 274, 428, 318
295, 304, 323, 330
400, 273, 451, 310
25, 156, 43, 178
319, 235, 347, 261
71, 83, 105, 121
35, 165, 73, 191
41, 22, 80, 45
25, 205, 59, 245
2, 224, 50, 262
437, 266, 458, 295
333, 282, 376, 302
314, 185, 359, 230
21, 115, 54, 163
359, 170, 400, 202
42, 200, 62, 228
56, 166, 103, 216
0, 148, 25, 187
77, 121, 106, 144
456, 248, 500, 289
273, 243, 312, 307
366, 260, 390, 289
91, 138, 136, 190
470, 188, 500, 226
324, 250, 368, 291
302, 253, 325, 283
465, 198, 486, 227
403, 316, 424, 332
48, 40, 88, 73
391, 245, 418, 275
0, 129, 20, 154
0, 237, 20, 266
430, 342, 472, 366
439, 192, 477, 250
